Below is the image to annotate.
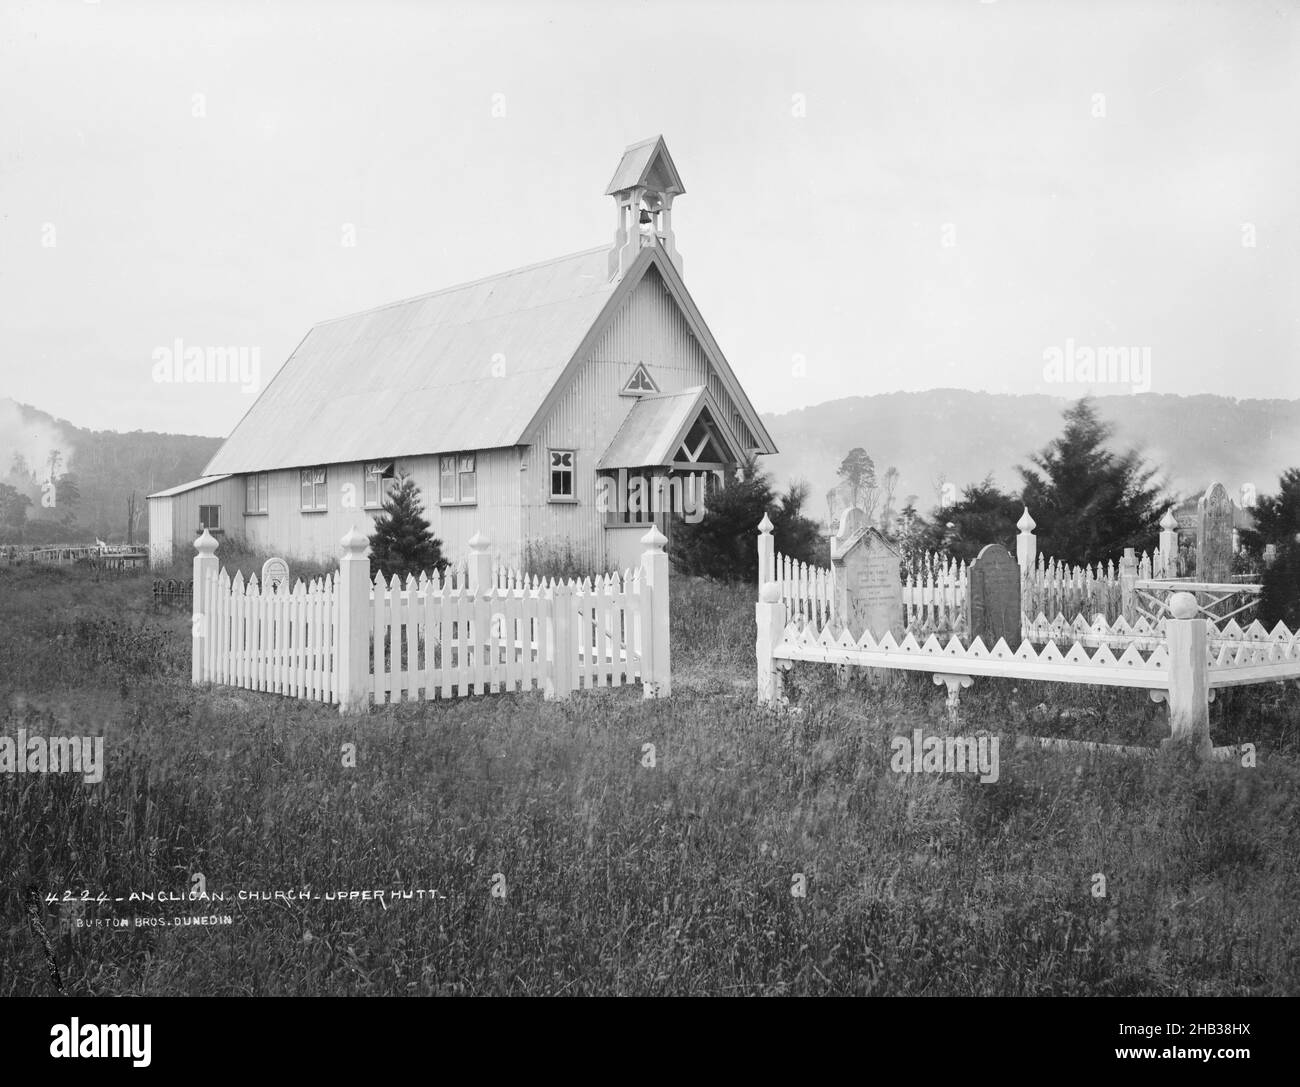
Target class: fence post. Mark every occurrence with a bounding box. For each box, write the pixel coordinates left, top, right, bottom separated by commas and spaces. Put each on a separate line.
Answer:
1158, 509, 1179, 577
547, 580, 573, 701
192, 529, 219, 685
757, 513, 774, 588
1164, 591, 1211, 757
1016, 507, 1037, 574
756, 581, 787, 703
336, 526, 372, 716
467, 532, 492, 595
640, 525, 671, 698
1120, 547, 1137, 623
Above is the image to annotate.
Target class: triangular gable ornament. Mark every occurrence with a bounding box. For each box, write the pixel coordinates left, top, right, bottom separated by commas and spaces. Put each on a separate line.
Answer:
620, 363, 659, 397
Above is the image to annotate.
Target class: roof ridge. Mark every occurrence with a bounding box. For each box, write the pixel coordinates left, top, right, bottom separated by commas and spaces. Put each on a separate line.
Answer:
312, 244, 612, 328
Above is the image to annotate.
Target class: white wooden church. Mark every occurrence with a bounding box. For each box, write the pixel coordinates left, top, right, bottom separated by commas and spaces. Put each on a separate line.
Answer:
147, 136, 776, 570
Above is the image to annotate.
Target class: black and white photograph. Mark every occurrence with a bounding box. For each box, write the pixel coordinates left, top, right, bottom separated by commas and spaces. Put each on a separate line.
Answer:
1, 0, 1295, 1061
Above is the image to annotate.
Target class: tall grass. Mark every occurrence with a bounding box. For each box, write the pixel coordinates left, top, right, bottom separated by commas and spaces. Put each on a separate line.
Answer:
1, 564, 1298, 995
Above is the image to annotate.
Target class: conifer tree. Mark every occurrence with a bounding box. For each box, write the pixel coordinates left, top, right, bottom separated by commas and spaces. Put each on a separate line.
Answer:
367, 471, 447, 581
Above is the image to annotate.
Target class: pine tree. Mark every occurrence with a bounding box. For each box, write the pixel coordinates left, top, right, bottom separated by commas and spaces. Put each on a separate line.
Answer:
367, 471, 447, 581
1018, 397, 1171, 566
1239, 468, 1300, 628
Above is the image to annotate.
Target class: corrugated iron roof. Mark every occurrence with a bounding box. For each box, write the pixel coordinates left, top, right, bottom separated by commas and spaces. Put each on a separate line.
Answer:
203, 247, 619, 475
597, 386, 744, 469
147, 474, 233, 499
604, 135, 686, 196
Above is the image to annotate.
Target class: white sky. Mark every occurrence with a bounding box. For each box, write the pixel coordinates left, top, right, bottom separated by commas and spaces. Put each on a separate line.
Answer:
1, 0, 1296, 437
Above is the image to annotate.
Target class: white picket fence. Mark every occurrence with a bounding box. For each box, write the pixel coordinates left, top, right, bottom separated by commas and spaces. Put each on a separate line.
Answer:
192, 527, 671, 713
369, 567, 651, 703
760, 507, 1255, 634
195, 568, 339, 702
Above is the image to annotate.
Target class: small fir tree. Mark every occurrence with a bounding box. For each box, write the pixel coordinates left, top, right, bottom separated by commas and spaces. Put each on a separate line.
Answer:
367, 471, 448, 581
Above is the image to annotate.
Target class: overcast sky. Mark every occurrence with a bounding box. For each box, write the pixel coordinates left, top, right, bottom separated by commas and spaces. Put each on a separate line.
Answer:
1, 0, 1296, 438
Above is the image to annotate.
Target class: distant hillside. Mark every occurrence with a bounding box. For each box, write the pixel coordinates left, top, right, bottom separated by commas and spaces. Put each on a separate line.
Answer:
5, 389, 1298, 543
761, 391, 1300, 522
0, 398, 222, 543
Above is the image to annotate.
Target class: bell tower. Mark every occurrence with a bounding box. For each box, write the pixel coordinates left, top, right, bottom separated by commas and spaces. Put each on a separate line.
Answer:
605, 135, 686, 280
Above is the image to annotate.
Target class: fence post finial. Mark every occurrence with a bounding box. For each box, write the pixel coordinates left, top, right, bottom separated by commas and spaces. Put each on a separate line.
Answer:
757, 514, 775, 590
1159, 509, 1179, 577
337, 525, 371, 717
1016, 507, 1037, 575
467, 532, 492, 596
191, 529, 220, 686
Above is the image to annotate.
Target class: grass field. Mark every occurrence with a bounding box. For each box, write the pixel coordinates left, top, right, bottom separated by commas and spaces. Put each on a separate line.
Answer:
2, 563, 1298, 995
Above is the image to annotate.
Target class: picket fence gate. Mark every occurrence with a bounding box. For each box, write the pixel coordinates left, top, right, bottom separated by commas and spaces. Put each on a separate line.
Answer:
191, 527, 671, 713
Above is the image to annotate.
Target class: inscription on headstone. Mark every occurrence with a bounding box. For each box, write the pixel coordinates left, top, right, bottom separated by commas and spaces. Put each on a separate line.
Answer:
1196, 482, 1234, 583
261, 556, 290, 593
831, 517, 902, 640
966, 544, 1021, 647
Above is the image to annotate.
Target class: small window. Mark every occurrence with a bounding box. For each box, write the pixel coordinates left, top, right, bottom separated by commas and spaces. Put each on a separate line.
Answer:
364, 461, 395, 508
199, 505, 221, 531
440, 453, 477, 504
550, 450, 575, 500
300, 468, 327, 511
245, 472, 268, 514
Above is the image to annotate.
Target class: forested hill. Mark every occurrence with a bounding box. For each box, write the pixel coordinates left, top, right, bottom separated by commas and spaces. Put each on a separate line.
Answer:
0, 398, 222, 542
761, 391, 1300, 518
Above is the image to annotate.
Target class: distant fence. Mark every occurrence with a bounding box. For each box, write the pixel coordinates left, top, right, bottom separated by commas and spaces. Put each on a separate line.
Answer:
1, 544, 149, 573
191, 528, 671, 713
152, 578, 194, 607
762, 507, 1260, 635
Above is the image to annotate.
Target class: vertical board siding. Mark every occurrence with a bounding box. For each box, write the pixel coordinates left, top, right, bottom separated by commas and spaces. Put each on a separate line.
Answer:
526, 264, 757, 569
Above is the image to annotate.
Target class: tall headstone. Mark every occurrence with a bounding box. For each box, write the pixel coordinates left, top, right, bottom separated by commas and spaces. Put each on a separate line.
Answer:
966, 544, 1021, 647
1196, 482, 1234, 584
831, 516, 903, 640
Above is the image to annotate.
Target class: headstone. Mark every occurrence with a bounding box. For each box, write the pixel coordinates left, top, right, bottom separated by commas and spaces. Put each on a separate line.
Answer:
261, 556, 290, 593
831, 519, 903, 640
1196, 482, 1234, 583
966, 544, 1021, 647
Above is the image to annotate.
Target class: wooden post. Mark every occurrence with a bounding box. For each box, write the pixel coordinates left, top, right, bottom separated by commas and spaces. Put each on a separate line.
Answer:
1015, 507, 1037, 574
756, 581, 787, 704
336, 525, 372, 716
1163, 591, 1211, 757
640, 525, 671, 698
757, 513, 774, 590
1119, 547, 1137, 623
192, 529, 219, 685
1158, 509, 1179, 578
467, 532, 493, 684
547, 580, 573, 701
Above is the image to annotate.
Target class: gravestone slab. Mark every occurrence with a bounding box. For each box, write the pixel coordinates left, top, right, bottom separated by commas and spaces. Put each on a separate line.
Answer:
1196, 482, 1234, 583
832, 524, 903, 640
966, 544, 1021, 647
261, 556, 290, 593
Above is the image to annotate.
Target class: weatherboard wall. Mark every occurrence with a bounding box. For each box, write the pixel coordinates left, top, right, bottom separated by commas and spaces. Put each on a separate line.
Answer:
523, 264, 754, 570
237, 450, 525, 567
